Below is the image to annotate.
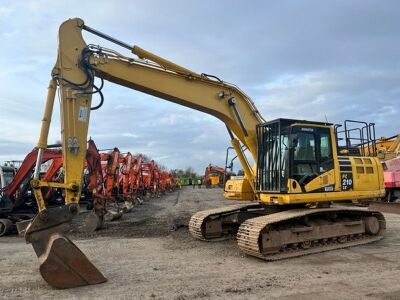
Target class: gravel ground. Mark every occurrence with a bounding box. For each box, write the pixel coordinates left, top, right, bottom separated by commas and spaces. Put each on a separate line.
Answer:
1, 187, 400, 300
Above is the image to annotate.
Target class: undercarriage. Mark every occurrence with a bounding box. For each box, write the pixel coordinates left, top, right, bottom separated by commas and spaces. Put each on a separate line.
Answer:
189, 203, 385, 260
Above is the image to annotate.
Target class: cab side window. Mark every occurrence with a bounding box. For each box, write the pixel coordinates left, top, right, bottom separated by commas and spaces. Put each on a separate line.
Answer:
320, 133, 332, 163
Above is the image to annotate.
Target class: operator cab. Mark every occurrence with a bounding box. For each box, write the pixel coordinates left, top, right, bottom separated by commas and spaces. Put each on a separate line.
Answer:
0, 165, 17, 211
256, 118, 334, 193
0, 165, 16, 189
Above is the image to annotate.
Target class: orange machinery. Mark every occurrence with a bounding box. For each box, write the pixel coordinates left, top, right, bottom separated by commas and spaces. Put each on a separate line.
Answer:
204, 163, 228, 188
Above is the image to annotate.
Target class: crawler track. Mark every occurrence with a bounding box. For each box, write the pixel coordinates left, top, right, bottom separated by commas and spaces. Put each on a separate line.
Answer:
237, 207, 385, 260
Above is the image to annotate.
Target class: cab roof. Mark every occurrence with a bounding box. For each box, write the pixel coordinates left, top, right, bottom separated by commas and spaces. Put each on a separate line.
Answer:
262, 118, 332, 127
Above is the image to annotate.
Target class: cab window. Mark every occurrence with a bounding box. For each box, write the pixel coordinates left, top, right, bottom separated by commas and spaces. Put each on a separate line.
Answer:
320, 133, 332, 163
291, 126, 333, 186
294, 132, 316, 161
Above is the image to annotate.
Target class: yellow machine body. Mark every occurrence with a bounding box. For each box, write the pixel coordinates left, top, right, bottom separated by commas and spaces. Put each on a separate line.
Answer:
225, 124, 385, 204
224, 177, 255, 200
209, 175, 220, 186
259, 124, 385, 205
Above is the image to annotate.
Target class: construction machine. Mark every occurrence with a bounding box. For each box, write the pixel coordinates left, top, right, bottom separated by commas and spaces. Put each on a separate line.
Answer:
161, 172, 176, 192
204, 163, 228, 187
158, 173, 167, 194
21, 18, 386, 289
0, 165, 17, 197
368, 134, 400, 213
0, 141, 106, 236
375, 134, 400, 202
0, 164, 17, 235
117, 152, 138, 206
128, 154, 145, 202
141, 160, 160, 197
376, 135, 400, 161
116, 152, 148, 208
86, 145, 125, 224
0, 148, 63, 236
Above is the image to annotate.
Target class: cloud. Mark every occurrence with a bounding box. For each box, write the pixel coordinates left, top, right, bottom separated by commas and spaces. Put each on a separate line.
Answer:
0, 6, 12, 17
121, 133, 139, 138
250, 68, 400, 136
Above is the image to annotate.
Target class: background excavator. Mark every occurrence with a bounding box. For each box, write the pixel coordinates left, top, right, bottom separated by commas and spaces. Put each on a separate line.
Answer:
204, 163, 228, 188
0, 147, 63, 236
368, 134, 400, 213
21, 18, 387, 289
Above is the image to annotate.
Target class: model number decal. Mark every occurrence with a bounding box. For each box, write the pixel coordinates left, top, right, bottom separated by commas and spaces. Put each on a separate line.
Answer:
341, 173, 353, 191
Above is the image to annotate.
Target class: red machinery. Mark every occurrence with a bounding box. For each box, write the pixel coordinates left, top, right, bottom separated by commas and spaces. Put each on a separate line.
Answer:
83, 139, 108, 230
1, 148, 62, 212
159, 171, 176, 193
4, 148, 61, 205
117, 152, 144, 205
41, 157, 64, 203
127, 154, 145, 203
141, 160, 160, 197
100, 147, 121, 199
159, 172, 167, 194
95, 147, 125, 221
1, 138, 174, 235
0, 148, 62, 235
118, 152, 133, 201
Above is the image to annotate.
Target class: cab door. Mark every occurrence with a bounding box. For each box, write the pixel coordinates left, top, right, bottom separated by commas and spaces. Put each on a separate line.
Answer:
290, 126, 334, 189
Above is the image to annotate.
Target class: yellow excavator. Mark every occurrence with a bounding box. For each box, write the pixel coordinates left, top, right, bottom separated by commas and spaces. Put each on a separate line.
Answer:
21, 18, 386, 289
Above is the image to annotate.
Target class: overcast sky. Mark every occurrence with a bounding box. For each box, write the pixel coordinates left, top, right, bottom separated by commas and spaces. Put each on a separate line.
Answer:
0, 1, 399, 173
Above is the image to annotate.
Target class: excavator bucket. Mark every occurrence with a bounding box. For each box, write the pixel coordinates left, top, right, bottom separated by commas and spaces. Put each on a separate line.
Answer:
36, 233, 106, 288
84, 210, 104, 232
20, 206, 107, 289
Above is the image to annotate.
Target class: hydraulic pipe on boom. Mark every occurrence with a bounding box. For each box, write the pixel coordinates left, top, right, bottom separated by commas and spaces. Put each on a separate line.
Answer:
21, 18, 387, 289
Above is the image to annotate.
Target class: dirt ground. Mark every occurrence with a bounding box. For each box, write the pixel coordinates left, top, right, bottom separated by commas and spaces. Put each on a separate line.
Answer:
1, 187, 400, 300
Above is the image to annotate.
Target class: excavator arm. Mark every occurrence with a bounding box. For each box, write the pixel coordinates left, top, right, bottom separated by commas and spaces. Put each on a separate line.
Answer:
26, 18, 265, 289
50, 18, 263, 202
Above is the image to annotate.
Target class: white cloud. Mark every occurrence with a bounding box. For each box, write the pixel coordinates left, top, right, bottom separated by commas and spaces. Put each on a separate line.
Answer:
121, 133, 139, 138
0, 6, 12, 16
251, 69, 400, 137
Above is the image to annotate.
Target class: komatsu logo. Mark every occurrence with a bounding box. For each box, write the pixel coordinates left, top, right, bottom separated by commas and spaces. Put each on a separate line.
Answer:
300, 127, 314, 132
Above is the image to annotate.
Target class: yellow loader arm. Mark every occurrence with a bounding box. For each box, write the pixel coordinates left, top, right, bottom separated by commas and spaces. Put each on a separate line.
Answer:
25, 18, 265, 288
